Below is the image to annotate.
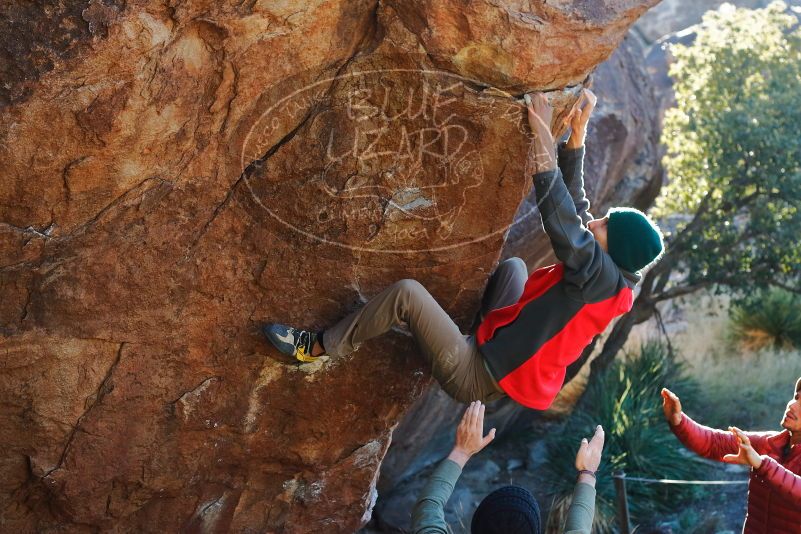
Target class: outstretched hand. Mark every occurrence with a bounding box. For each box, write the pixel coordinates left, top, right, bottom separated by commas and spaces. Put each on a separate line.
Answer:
574, 425, 604, 488
723, 427, 763, 469
447, 401, 497, 468
564, 88, 597, 149
661, 388, 683, 426
575, 425, 605, 472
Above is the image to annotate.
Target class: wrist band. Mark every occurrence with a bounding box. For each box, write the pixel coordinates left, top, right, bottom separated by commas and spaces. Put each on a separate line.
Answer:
578, 469, 596, 479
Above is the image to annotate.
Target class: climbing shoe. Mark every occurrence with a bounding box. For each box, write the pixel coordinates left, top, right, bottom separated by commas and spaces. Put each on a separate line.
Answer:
262, 323, 320, 363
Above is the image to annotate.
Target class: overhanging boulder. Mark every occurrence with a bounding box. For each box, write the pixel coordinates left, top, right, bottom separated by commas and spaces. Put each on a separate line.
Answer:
1, 0, 659, 531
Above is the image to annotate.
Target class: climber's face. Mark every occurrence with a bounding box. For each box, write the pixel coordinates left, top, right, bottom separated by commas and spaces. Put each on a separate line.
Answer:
780, 380, 801, 434
587, 215, 609, 252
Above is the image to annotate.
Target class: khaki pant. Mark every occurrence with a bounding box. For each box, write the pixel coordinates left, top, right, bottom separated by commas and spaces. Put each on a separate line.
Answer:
323, 258, 528, 403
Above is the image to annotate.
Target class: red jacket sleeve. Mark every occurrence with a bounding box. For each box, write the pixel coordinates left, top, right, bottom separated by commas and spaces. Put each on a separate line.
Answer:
754, 455, 801, 506
669, 414, 773, 461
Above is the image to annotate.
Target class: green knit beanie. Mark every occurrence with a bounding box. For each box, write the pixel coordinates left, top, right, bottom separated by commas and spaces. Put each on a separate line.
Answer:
606, 207, 664, 273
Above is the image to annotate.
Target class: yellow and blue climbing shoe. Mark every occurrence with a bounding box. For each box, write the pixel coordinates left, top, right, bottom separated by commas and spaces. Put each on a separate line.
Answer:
262, 323, 320, 363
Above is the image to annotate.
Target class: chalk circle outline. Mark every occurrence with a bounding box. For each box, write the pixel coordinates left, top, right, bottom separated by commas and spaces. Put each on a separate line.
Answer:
240, 67, 549, 255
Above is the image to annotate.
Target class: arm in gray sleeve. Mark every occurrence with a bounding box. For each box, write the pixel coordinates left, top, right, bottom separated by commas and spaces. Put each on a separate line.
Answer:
411, 459, 462, 534
563, 481, 596, 533
557, 141, 593, 225
533, 166, 604, 290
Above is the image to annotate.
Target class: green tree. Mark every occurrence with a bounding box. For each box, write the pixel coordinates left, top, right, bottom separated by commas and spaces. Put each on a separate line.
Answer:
570, 1, 801, 377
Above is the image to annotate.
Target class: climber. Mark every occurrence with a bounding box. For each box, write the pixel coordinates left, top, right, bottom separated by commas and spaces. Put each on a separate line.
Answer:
411, 401, 601, 533
661, 381, 801, 532
262, 88, 664, 409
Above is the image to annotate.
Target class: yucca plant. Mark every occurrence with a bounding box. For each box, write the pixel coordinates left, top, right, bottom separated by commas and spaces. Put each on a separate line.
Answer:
543, 341, 706, 533
729, 287, 801, 351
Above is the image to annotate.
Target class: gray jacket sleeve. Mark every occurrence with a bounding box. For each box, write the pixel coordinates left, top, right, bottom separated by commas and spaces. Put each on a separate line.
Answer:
563, 482, 596, 533
411, 459, 462, 534
532, 165, 619, 298
557, 141, 593, 225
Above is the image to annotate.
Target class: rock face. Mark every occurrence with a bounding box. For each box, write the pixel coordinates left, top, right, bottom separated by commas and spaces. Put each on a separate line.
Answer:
0, 0, 658, 532
371, 29, 665, 530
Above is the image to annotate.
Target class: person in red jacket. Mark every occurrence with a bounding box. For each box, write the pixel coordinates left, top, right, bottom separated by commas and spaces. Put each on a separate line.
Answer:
262, 89, 664, 409
662, 379, 801, 533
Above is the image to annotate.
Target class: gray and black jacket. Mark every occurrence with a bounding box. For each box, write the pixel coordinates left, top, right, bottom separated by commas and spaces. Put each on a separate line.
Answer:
476, 142, 640, 409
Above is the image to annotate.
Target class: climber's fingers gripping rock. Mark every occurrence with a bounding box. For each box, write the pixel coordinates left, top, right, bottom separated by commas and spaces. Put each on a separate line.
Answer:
525, 93, 556, 172
525, 92, 554, 141
563, 89, 597, 151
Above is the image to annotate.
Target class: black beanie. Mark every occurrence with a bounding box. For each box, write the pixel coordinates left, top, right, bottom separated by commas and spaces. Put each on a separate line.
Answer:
471, 486, 542, 534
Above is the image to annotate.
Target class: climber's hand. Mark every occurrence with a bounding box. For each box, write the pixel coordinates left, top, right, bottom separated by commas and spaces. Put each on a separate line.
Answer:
525, 93, 556, 173
661, 388, 683, 427
526, 93, 554, 138
447, 401, 497, 468
565, 88, 597, 149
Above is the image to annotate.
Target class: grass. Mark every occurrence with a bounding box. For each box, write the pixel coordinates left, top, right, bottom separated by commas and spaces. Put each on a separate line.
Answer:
728, 288, 801, 352
683, 347, 801, 430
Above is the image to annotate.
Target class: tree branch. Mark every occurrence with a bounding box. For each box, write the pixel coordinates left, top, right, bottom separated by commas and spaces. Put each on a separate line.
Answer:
652, 281, 712, 302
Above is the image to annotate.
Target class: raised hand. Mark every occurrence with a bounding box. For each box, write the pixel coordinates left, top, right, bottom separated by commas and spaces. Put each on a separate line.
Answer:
564, 88, 597, 149
447, 401, 497, 468
575, 425, 605, 472
524, 93, 556, 173
525, 93, 554, 138
661, 388, 683, 426
723, 427, 763, 468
